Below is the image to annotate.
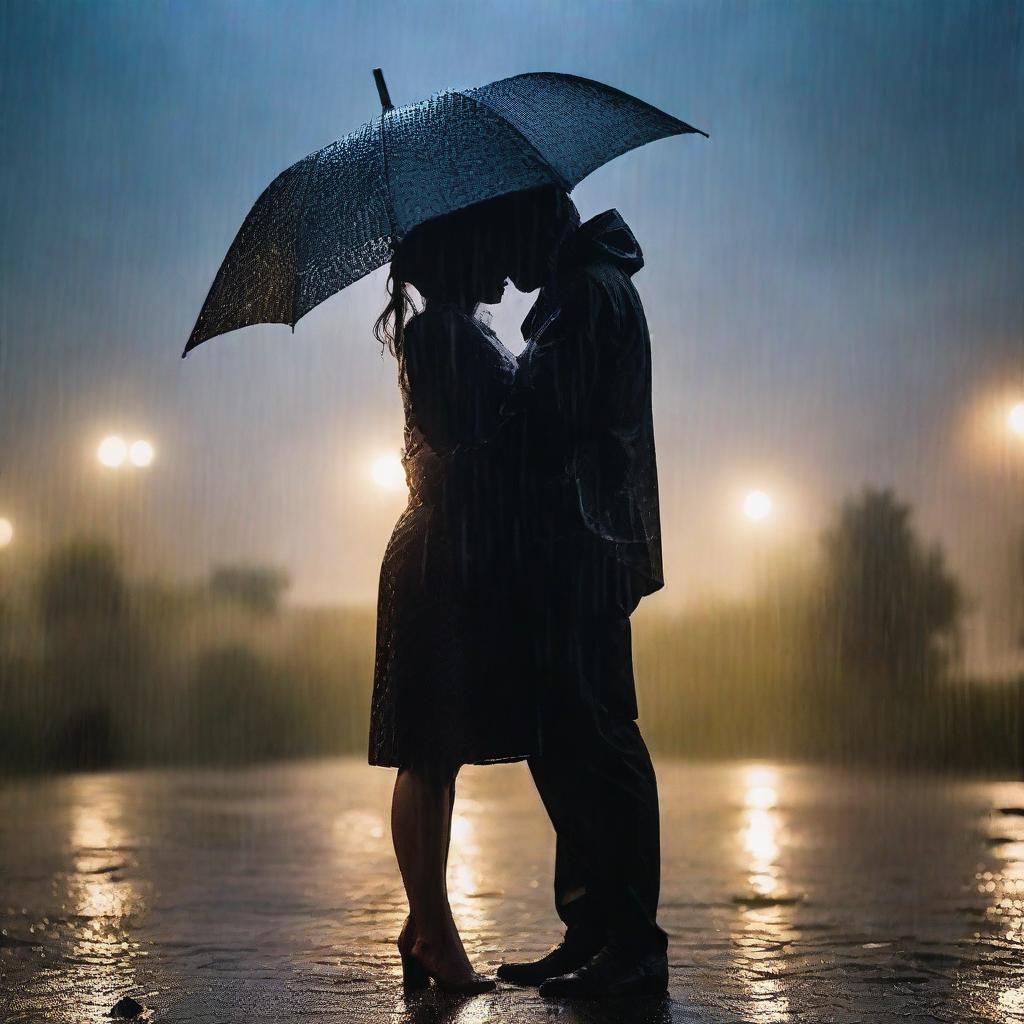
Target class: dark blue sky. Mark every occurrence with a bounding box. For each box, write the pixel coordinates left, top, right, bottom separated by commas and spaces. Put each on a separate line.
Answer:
1, 1, 1021, 660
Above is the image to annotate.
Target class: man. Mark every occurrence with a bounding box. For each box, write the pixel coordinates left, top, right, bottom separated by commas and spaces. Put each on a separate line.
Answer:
494, 185, 669, 998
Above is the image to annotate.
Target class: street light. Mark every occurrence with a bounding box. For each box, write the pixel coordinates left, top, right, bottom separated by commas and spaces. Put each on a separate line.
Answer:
97, 435, 154, 469
129, 439, 155, 467
743, 489, 773, 522
0, 517, 12, 549
1008, 402, 1024, 438
371, 452, 406, 491
98, 435, 128, 467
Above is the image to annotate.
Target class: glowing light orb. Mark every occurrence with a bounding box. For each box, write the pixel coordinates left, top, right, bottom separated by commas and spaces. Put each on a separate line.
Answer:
1009, 402, 1024, 438
129, 439, 154, 467
371, 453, 406, 491
743, 489, 773, 522
97, 435, 128, 467
0, 518, 12, 548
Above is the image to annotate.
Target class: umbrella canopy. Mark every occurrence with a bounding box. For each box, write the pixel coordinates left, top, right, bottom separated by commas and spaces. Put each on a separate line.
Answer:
183, 71, 706, 357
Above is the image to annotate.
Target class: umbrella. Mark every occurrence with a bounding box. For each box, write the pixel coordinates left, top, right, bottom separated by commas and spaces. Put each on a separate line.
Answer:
182, 70, 706, 357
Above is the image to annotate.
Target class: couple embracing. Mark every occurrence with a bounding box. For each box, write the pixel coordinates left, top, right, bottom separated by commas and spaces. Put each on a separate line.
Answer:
368, 184, 667, 1000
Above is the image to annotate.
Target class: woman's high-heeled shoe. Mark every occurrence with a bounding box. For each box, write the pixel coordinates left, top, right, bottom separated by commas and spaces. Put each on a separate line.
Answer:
404, 951, 496, 995
398, 918, 430, 992
397, 919, 496, 995
400, 949, 431, 991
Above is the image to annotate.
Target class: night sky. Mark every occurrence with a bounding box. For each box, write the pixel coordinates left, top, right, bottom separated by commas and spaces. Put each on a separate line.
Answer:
1, 1, 1021, 666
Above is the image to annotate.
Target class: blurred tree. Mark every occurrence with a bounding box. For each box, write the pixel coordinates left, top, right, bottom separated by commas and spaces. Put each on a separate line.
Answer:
208, 564, 290, 615
38, 537, 125, 633
186, 644, 295, 762
820, 487, 962, 688
35, 537, 144, 767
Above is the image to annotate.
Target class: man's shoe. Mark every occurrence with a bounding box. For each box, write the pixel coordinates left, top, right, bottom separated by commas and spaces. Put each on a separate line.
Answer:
496, 936, 603, 987
538, 946, 669, 999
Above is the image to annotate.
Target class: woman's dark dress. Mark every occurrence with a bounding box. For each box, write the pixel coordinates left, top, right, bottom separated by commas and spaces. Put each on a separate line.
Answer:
368, 306, 537, 768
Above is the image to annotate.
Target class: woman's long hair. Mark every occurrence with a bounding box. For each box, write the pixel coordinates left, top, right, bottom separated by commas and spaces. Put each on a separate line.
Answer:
373, 187, 576, 359
373, 264, 417, 360
373, 199, 505, 361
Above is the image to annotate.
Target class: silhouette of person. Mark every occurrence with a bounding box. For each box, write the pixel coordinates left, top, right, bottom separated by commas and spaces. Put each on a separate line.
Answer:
367, 201, 538, 995
492, 185, 670, 998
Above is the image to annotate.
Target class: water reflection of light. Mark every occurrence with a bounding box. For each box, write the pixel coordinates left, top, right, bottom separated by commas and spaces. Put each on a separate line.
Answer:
333, 808, 387, 861
73, 804, 117, 850
450, 813, 473, 843
393, 981, 498, 1024
447, 810, 489, 936
951, 782, 1024, 1023
745, 765, 778, 791
999, 985, 1024, 1020
744, 810, 780, 898
70, 777, 134, 922
66, 775, 141, 1019
747, 785, 778, 810
977, 844, 1024, 1023
979, 794, 1024, 946
733, 764, 793, 1023
742, 765, 782, 898
450, 995, 498, 1024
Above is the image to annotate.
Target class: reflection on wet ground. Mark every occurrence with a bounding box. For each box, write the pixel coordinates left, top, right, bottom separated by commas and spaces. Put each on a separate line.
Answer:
1, 759, 1022, 1023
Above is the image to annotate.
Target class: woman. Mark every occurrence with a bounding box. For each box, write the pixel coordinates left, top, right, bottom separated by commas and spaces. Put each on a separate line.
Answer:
367, 201, 535, 994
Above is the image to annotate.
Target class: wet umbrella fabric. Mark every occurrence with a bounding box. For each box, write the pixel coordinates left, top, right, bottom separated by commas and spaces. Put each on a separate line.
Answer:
183, 72, 705, 356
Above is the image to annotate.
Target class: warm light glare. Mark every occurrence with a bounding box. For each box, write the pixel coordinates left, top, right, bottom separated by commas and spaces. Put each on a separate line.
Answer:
740, 766, 783, 900
450, 814, 473, 842
98, 435, 155, 468
743, 489, 773, 521
371, 452, 406, 491
746, 785, 778, 810
129, 439, 154, 467
1009, 402, 1024, 438
0, 518, 12, 548
97, 435, 128, 467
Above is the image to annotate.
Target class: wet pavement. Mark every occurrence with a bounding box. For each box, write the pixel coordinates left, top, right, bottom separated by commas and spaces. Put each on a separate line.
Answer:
1, 758, 1023, 1023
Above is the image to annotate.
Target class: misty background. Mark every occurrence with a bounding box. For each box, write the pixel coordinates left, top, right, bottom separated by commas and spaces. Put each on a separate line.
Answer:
1, 1, 1022, 771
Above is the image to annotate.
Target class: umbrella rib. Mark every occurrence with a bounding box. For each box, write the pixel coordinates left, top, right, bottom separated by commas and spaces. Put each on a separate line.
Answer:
377, 112, 397, 242
289, 156, 319, 332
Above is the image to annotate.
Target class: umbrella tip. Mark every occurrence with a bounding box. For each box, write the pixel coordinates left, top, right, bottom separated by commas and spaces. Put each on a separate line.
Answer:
373, 69, 394, 112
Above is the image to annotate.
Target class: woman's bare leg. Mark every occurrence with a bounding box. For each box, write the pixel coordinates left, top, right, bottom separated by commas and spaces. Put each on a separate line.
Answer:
391, 764, 477, 983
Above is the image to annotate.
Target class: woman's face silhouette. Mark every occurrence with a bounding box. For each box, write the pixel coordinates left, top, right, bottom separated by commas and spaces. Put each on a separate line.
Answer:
466, 242, 508, 305
399, 207, 507, 307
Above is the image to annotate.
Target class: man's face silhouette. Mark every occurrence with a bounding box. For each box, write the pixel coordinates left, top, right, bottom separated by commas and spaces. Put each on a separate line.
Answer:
500, 187, 578, 294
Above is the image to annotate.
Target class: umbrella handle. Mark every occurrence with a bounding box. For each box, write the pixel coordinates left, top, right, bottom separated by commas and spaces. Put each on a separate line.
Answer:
373, 69, 394, 111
